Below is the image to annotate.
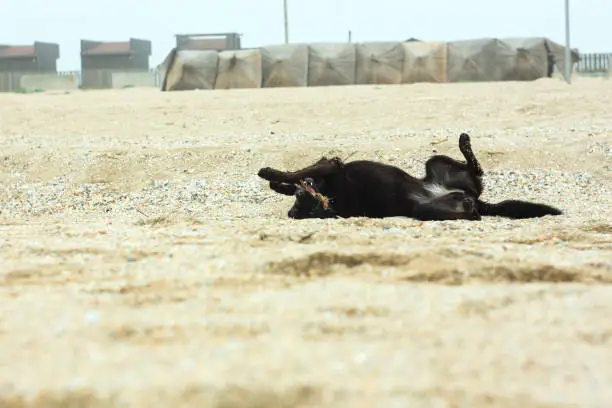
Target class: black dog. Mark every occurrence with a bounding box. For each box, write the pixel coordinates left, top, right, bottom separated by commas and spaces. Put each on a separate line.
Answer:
258, 133, 562, 221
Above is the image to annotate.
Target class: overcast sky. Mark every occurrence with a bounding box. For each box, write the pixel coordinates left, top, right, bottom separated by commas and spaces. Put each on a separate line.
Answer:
1, 0, 609, 71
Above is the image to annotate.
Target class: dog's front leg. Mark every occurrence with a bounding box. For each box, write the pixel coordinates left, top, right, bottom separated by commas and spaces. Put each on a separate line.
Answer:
269, 181, 297, 196
258, 158, 341, 184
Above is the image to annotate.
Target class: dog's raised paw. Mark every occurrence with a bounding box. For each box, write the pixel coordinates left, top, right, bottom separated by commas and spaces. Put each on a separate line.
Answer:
459, 132, 471, 145
258, 167, 283, 180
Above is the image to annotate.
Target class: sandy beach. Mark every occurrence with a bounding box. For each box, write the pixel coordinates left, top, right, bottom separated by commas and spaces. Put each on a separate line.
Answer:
0, 77, 611, 407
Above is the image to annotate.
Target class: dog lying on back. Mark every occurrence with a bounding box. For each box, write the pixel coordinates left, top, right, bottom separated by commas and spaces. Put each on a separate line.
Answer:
257, 133, 562, 221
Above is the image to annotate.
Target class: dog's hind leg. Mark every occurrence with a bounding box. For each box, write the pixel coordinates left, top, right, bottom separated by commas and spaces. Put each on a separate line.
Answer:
421, 134, 484, 197
258, 157, 343, 184
457, 132, 485, 197
458, 133, 484, 178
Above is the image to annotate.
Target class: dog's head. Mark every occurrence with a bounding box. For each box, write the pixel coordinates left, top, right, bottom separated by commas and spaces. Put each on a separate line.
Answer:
288, 178, 334, 219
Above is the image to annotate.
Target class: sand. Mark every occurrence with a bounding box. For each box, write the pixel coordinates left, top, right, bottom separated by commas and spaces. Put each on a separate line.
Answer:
0, 78, 611, 407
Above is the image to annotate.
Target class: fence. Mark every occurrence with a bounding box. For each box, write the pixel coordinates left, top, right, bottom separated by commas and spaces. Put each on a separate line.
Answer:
576, 52, 612, 74
0, 68, 162, 92
80, 68, 161, 89
0, 72, 23, 92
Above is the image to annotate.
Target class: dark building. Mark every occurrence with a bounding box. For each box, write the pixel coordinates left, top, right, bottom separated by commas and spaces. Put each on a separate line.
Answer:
175, 33, 241, 52
80, 38, 151, 88
81, 38, 151, 71
0, 41, 60, 72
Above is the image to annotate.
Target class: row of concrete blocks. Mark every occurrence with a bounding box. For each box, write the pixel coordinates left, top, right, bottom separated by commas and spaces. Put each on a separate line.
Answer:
161, 37, 569, 92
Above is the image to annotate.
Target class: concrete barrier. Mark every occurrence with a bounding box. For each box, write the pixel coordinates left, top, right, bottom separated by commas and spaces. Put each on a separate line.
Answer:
20, 74, 79, 92
111, 71, 157, 88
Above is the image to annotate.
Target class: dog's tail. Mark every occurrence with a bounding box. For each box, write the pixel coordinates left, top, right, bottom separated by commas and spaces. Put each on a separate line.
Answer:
477, 199, 562, 219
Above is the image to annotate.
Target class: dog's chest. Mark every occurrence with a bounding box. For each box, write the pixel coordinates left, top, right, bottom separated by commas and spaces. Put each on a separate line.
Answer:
410, 183, 465, 204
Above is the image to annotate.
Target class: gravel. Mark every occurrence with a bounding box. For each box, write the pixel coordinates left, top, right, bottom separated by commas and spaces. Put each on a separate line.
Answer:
1, 79, 611, 408
0, 167, 606, 221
